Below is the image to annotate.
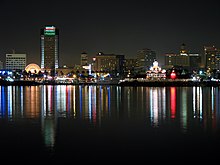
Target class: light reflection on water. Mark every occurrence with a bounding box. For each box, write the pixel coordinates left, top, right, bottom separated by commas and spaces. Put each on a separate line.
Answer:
0, 85, 220, 156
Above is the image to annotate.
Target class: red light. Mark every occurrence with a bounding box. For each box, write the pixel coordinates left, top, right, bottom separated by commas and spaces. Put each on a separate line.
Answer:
170, 71, 176, 79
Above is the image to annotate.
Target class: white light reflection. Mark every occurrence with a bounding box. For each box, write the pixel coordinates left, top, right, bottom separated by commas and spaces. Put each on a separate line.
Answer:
7, 86, 12, 120
56, 85, 66, 117
162, 87, 166, 119
107, 86, 111, 117
193, 87, 202, 119
89, 86, 92, 121
72, 86, 76, 118
116, 86, 121, 118
41, 86, 56, 150
42, 85, 47, 117
150, 88, 159, 127
20, 86, 24, 117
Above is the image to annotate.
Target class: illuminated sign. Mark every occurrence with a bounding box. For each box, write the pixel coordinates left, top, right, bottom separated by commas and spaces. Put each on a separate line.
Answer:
44, 26, 56, 36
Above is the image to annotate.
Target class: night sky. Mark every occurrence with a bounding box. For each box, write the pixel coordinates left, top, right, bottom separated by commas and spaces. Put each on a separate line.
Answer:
1, 0, 220, 66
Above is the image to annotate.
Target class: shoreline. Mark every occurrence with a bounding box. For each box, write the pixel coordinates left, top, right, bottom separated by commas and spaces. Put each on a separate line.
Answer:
0, 79, 220, 87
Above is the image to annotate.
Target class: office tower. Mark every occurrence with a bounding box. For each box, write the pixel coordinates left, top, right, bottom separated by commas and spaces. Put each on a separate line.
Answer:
204, 46, 220, 70
136, 48, 156, 70
81, 52, 88, 66
94, 52, 124, 76
6, 53, 26, 70
40, 25, 59, 72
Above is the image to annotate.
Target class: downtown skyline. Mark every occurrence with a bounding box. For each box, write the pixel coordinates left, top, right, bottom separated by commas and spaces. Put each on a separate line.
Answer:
1, 0, 220, 66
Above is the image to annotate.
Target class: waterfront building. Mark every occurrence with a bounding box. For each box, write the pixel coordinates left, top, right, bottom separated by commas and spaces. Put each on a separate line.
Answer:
204, 46, 220, 70
164, 53, 177, 68
81, 52, 88, 66
136, 48, 156, 71
189, 53, 202, 70
146, 60, 166, 79
40, 25, 59, 74
5, 53, 26, 70
93, 52, 125, 77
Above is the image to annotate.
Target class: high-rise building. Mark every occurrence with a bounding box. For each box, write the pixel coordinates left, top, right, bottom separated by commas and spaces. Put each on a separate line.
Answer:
93, 52, 124, 76
81, 52, 88, 66
204, 46, 220, 70
40, 25, 59, 72
136, 48, 156, 71
5, 53, 26, 70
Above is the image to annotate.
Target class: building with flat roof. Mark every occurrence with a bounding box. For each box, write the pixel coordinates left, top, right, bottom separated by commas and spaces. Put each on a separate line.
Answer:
5, 53, 26, 70
40, 25, 59, 72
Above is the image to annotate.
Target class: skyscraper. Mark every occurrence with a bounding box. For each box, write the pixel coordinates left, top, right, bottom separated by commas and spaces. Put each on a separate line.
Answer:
40, 25, 59, 73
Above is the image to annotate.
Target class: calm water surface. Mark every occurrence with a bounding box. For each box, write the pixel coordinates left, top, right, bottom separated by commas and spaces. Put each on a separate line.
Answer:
0, 85, 220, 162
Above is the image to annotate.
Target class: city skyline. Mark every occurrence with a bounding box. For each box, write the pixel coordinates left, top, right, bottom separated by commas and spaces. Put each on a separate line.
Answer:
1, 0, 220, 66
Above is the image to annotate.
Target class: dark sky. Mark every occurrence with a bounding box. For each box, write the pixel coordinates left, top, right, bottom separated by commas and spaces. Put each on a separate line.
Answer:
1, 0, 220, 66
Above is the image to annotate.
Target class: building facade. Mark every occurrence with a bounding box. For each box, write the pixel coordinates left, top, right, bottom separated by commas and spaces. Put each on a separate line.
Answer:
81, 52, 88, 66
93, 52, 124, 77
136, 48, 156, 71
5, 53, 26, 70
204, 46, 220, 70
40, 25, 59, 72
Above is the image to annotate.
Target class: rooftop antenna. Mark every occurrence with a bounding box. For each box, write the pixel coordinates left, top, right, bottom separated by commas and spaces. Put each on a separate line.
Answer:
12, 49, 15, 54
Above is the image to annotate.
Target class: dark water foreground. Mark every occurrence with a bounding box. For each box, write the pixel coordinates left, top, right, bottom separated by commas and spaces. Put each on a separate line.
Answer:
0, 85, 220, 163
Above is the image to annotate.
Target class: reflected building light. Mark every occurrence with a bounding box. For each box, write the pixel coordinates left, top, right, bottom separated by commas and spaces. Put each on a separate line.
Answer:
79, 86, 83, 119
98, 86, 103, 127
107, 86, 111, 117
30, 86, 35, 118
0, 87, 2, 117
127, 88, 130, 118
212, 88, 217, 131
92, 86, 97, 124
116, 86, 121, 118
150, 88, 159, 127
193, 87, 203, 119
212, 87, 214, 114
193, 87, 196, 118
215, 88, 220, 130
42, 118, 56, 150
170, 87, 176, 119
0, 87, 6, 118
180, 88, 187, 132
56, 86, 61, 115
84, 86, 88, 120
153, 88, 159, 127
72, 86, 76, 118
150, 88, 153, 124
162, 88, 166, 119
20, 86, 24, 117
199, 87, 203, 119
12, 86, 16, 118
66, 86, 71, 116
57, 85, 66, 117
89, 86, 92, 121
42, 85, 47, 117
7, 86, 13, 120
47, 86, 53, 114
